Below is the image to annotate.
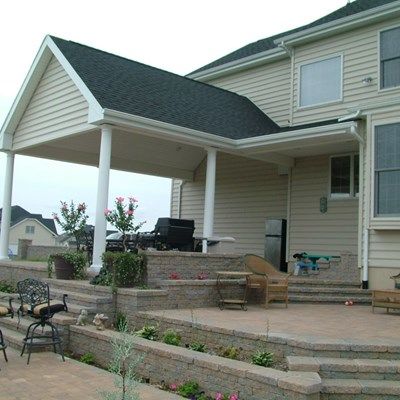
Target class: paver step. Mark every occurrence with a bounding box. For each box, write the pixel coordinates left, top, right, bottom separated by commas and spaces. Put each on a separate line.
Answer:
289, 294, 371, 304
45, 278, 112, 295
0, 325, 29, 352
289, 278, 361, 288
50, 287, 113, 306
288, 356, 400, 380
321, 378, 400, 398
289, 287, 371, 295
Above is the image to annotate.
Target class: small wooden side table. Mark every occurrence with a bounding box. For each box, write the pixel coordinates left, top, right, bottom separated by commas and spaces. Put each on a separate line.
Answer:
216, 271, 253, 310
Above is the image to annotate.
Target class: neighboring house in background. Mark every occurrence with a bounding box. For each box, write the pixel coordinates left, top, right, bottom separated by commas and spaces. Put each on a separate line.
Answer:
0, 206, 58, 255
1, 0, 400, 288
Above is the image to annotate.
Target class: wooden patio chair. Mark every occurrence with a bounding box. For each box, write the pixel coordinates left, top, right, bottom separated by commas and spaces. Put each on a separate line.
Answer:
244, 254, 290, 308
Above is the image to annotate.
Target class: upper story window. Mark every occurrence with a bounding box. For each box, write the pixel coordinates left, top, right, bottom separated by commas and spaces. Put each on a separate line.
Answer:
330, 154, 359, 198
25, 225, 35, 234
380, 27, 400, 90
375, 123, 400, 216
299, 55, 342, 108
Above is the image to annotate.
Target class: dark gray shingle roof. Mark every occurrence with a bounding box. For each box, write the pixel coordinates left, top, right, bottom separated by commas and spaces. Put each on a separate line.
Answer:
190, 0, 399, 75
51, 37, 280, 140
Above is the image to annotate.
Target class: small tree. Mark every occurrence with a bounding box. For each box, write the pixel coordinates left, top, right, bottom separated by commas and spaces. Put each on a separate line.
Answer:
99, 320, 142, 400
104, 197, 145, 251
53, 201, 88, 251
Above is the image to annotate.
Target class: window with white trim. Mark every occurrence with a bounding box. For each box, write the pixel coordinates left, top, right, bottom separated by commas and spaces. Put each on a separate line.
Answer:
299, 55, 342, 107
380, 27, 400, 89
375, 123, 400, 216
25, 225, 35, 234
330, 154, 359, 198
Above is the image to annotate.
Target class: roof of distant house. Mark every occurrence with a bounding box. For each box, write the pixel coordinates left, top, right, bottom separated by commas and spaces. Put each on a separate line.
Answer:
190, 0, 399, 75
0, 205, 57, 235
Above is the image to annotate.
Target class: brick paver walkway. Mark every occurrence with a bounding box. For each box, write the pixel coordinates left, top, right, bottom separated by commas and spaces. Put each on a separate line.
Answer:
0, 348, 181, 400
148, 304, 400, 343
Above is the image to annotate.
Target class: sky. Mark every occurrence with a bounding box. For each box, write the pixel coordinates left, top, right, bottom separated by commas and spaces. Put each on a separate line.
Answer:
0, 0, 348, 233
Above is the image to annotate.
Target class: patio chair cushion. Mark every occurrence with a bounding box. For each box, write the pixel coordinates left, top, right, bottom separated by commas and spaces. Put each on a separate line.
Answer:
21, 301, 66, 316
0, 306, 12, 316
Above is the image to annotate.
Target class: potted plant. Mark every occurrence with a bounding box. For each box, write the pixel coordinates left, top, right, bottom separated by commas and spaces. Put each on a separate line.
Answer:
50, 201, 89, 279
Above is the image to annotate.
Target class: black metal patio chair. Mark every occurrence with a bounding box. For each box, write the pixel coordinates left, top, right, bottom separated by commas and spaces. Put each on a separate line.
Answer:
17, 278, 68, 364
0, 297, 14, 369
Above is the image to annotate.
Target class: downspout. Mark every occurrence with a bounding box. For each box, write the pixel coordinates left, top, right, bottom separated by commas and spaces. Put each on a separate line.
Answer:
177, 180, 184, 219
348, 119, 368, 289
286, 167, 292, 265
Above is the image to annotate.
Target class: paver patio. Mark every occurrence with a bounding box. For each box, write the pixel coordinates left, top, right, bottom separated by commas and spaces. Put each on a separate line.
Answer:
0, 348, 181, 400
147, 304, 400, 343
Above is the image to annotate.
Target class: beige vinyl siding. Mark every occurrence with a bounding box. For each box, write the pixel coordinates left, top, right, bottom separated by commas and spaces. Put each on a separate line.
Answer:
13, 56, 90, 150
206, 59, 291, 127
179, 153, 288, 255
289, 156, 358, 256
367, 109, 400, 281
170, 179, 183, 218
293, 17, 400, 125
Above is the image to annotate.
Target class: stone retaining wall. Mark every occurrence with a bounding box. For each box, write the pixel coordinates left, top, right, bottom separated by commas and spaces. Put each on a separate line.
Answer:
0, 261, 47, 283
69, 325, 321, 400
145, 251, 243, 287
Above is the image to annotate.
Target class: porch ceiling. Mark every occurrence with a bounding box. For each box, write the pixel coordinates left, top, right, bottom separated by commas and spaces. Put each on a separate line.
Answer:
18, 127, 206, 180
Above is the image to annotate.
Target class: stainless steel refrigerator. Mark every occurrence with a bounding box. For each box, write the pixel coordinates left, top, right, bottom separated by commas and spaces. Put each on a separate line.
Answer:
265, 219, 287, 272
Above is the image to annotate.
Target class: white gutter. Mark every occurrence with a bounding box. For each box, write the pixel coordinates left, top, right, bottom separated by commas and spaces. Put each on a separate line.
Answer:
274, 1, 400, 46
187, 48, 287, 81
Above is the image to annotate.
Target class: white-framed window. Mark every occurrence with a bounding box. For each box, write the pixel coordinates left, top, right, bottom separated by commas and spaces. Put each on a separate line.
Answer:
380, 26, 400, 90
330, 154, 359, 198
25, 225, 35, 234
299, 55, 343, 108
374, 123, 400, 217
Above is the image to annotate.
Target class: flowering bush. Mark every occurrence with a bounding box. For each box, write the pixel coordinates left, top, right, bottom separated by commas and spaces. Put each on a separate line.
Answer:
53, 201, 88, 250
169, 272, 181, 280
196, 272, 208, 280
104, 196, 145, 252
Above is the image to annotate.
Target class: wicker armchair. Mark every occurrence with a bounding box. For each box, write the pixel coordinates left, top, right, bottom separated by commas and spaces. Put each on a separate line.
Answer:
244, 254, 290, 308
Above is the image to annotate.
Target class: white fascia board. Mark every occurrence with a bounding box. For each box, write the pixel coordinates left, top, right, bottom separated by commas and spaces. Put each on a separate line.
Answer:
47, 36, 104, 118
236, 121, 358, 151
11, 217, 57, 237
95, 108, 236, 149
274, 1, 400, 46
187, 48, 287, 81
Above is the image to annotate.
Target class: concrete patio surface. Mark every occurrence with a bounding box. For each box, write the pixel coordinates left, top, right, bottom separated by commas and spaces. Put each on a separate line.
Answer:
147, 303, 400, 344
0, 348, 182, 400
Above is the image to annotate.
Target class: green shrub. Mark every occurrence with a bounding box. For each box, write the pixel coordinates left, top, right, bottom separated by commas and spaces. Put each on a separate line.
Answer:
188, 342, 207, 353
0, 280, 16, 293
218, 346, 240, 360
251, 350, 274, 367
115, 312, 128, 332
79, 352, 95, 365
176, 381, 199, 397
134, 324, 158, 341
100, 252, 146, 288
162, 329, 181, 346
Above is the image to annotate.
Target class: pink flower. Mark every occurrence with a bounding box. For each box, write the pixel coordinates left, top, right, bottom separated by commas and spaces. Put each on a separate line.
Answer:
78, 203, 86, 211
104, 208, 111, 215
52, 213, 59, 221
129, 196, 138, 203
126, 210, 134, 216
215, 393, 224, 400
116, 196, 124, 203
169, 383, 178, 391
169, 272, 181, 280
229, 395, 239, 400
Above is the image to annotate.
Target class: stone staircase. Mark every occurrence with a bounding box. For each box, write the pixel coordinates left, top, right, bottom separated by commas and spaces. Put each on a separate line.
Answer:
287, 356, 400, 399
0, 279, 113, 353
289, 278, 372, 304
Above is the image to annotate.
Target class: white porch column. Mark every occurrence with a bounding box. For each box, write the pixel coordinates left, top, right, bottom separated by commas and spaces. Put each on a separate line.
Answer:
202, 147, 217, 253
0, 152, 15, 260
90, 125, 113, 273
